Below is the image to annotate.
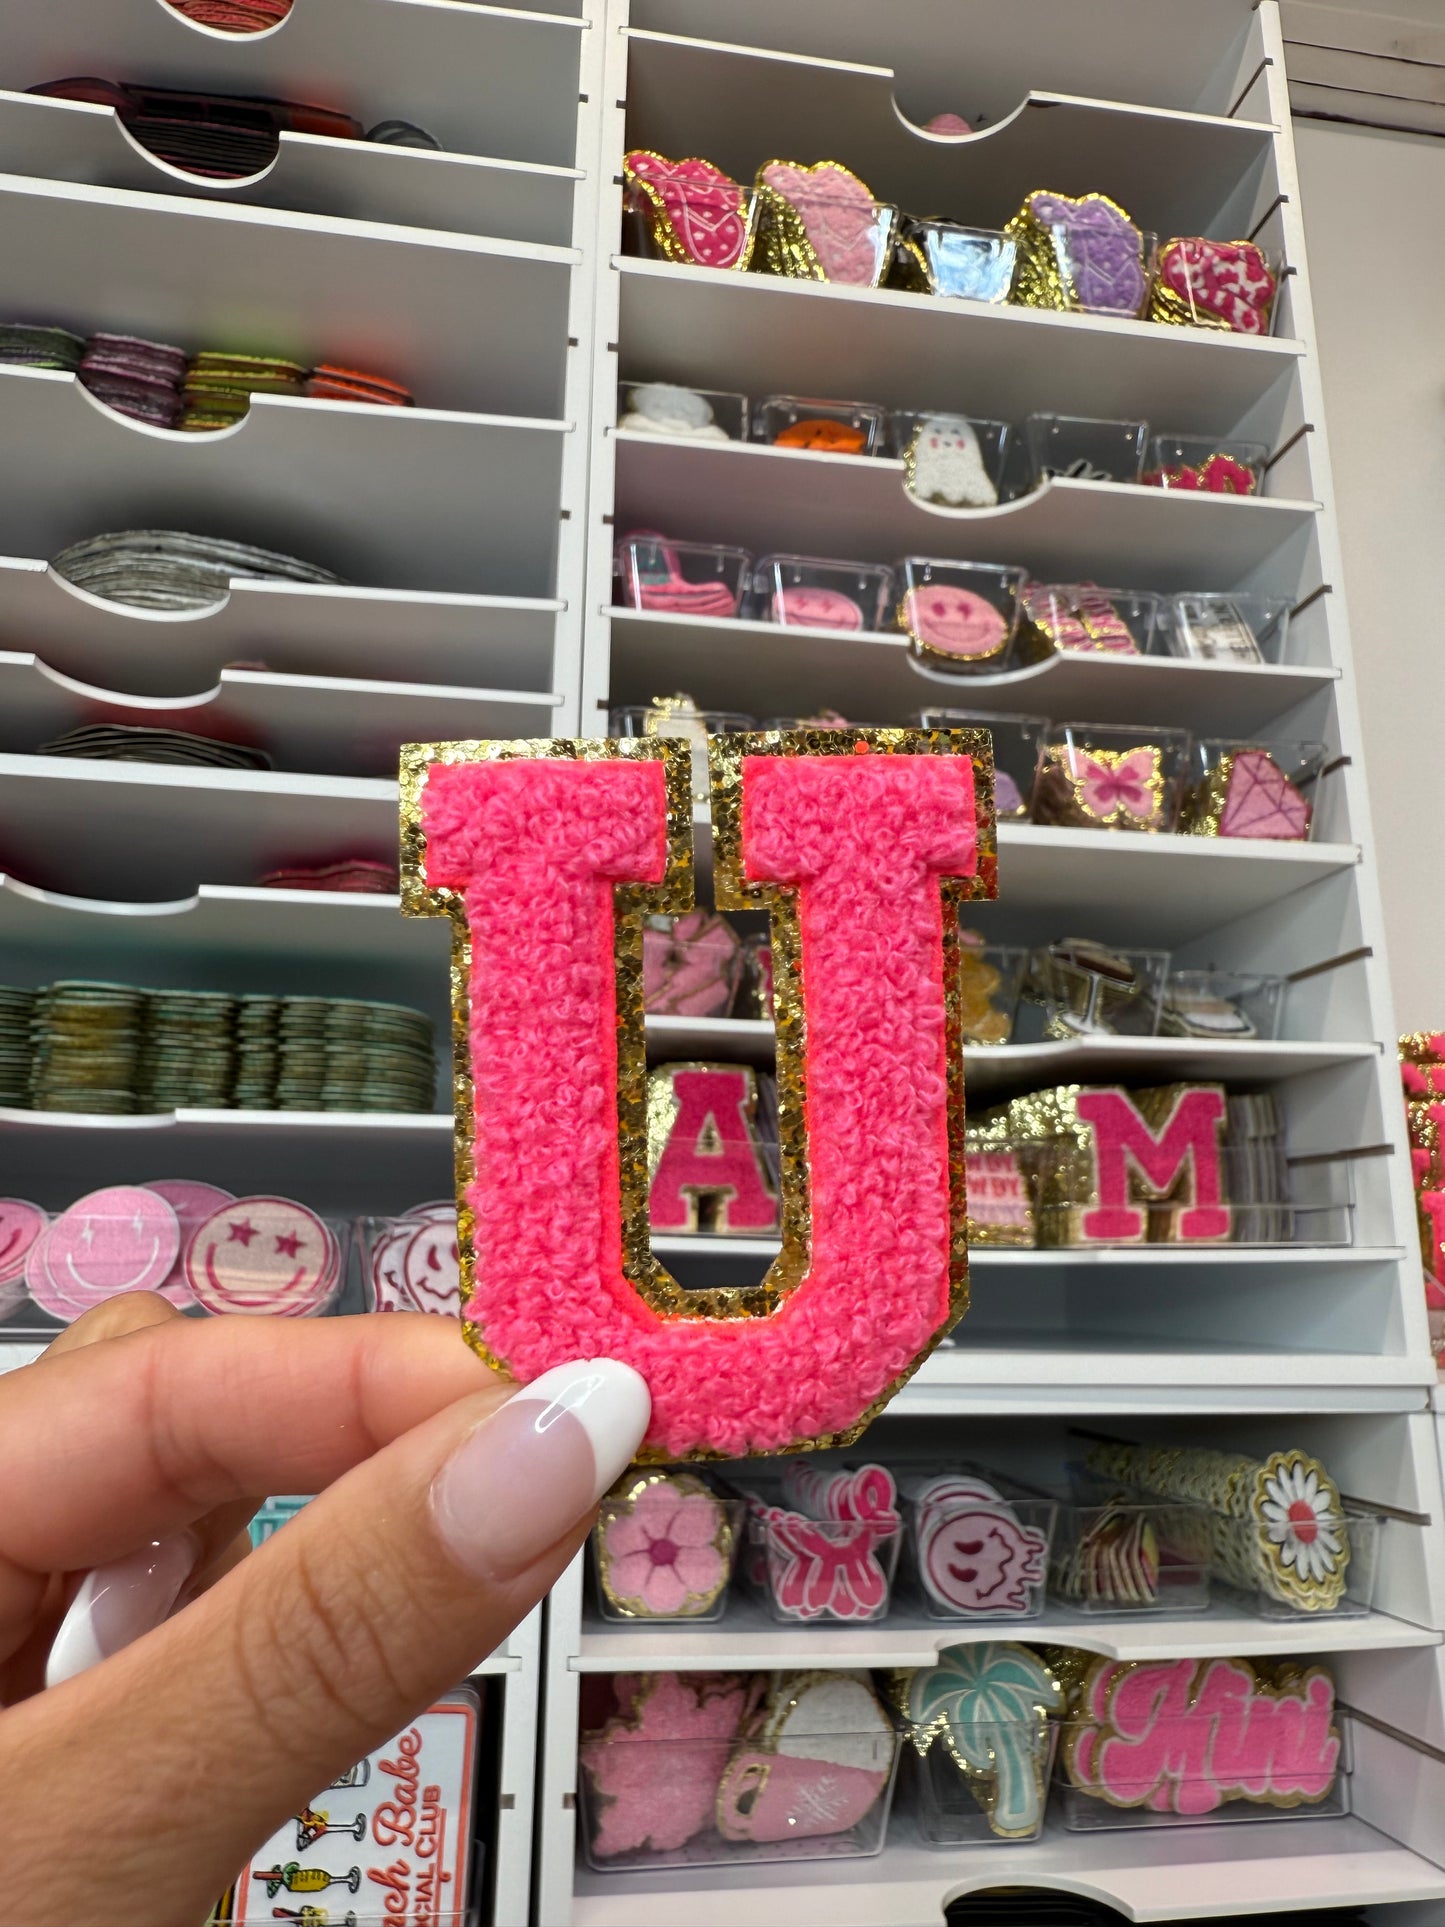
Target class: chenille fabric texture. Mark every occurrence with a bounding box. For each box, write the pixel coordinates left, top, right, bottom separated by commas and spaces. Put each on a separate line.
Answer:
422, 749, 977, 1459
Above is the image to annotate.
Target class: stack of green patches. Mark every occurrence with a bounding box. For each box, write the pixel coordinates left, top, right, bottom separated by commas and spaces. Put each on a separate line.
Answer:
0, 987, 36, 1108
179, 351, 306, 430
232, 995, 281, 1109
29, 983, 145, 1113
320, 999, 436, 1112
137, 990, 237, 1109
0, 322, 85, 372
274, 996, 331, 1109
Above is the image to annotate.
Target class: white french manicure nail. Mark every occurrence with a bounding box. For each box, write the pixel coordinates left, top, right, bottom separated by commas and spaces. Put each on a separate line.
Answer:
46, 1532, 198, 1689
431, 1358, 651, 1581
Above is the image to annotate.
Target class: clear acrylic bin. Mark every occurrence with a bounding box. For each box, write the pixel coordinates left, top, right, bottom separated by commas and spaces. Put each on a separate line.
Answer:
1018, 940, 1171, 1041
1, 1198, 350, 1332
1161, 969, 1285, 1041
1058, 1707, 1349, 1829
749, 554, 894, 632
1182, 738, 1328, 843
742, 1495, 901, 1622
890, 411, 1012, 507
958, 939, 1025, 1046
591, 1478, 745, 1622
620, 165, 757, 272
359, 1211, 457, 1315
905, 1488, 1056, 1620
1152, 237, 1282, 336
1142, 434, 1268, 495
1024, 211, 1156, 318
753, 177, 898, 288
643, 912, 743, 1017
1051, 1498, 1213, 1613
1217, 1502, 1384, 1620
1023, 413, 1148, 487
917, 709, 1048, 820
965, 1137, 1039, 1247
618, 380, 749, 442
1030, 723, 1191, 834
579, 1679, 900, 1869
1018, 583, 1161, 658
762, 711, 871, 733
899, 218, 1017, 302
905, 1719, 1060, 1843
614, 534, 752, 618
896, 558, 1027, 668
1164, 591, 1293, 665
1031, 1145, 1355, 1249
609, 699, 757, 802
755, 395, 886, 455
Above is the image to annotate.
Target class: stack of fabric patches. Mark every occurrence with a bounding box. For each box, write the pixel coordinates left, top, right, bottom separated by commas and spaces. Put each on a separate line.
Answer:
269, 996, 436, 1112
165, 0, 292, 27
78, 333, 186, 428
180, 351, 306, 431
320, 999, 436, 1112
29, 80, 363, 180
16, 981, 435, 1114
0, 987, 36, 1109
258, 857, 398, 893
1224, 1090, 1289, 1242
39, 724, 273, 772
0, 322, 85, 372
232, 995, 281, 1109
29, 983, 146, 1114
304, 363, 414, 408
50, 530, 341, 611
137, 991, 237, 1110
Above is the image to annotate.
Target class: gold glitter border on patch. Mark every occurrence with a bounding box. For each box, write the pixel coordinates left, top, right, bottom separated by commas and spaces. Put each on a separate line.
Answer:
400, 727, 996, 1451
399, 736, 693, 1374
703, 727, 996, 1422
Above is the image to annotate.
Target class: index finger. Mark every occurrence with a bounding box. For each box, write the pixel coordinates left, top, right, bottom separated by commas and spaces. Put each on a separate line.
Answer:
0, 1311, 507, 1574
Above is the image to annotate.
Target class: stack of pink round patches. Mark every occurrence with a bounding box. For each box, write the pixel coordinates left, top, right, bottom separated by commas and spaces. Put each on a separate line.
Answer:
26, 1186, 182, 1321
0, 1198, 48, 1319
368, 1202, 460, 1315
185, 1195, 340, 1317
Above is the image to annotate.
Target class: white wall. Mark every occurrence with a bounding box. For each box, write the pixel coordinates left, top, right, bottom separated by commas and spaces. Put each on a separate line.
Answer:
1296, 120, 1445, 1030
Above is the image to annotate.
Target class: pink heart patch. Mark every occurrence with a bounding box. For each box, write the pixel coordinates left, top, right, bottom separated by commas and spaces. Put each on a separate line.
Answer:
759, 160, 886, 286
1158, 238, 1277, 335
623, 150, 751, 270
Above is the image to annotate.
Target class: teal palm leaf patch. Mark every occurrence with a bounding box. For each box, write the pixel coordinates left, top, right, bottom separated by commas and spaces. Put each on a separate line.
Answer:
904, 1642, 1063, 1835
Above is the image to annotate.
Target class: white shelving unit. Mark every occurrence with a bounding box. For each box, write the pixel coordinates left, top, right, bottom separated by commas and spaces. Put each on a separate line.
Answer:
0, 3, 606, 1921
541, 2, 1445, 1922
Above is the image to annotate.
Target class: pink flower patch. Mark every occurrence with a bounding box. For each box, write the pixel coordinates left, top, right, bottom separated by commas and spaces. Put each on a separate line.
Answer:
602, 1476, 729, 1616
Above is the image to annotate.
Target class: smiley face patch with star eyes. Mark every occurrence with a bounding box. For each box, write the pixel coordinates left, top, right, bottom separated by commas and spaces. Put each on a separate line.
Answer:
185, 1195, 339, 1316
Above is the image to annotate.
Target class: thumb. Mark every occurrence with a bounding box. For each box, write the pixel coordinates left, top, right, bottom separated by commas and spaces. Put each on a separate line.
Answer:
13, 1358, 648, 1927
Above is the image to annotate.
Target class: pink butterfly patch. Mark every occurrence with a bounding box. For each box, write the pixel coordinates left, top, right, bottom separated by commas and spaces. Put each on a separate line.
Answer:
1069, 746, 1163, 827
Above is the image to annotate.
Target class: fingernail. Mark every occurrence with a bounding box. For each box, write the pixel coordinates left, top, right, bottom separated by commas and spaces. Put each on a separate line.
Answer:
45, 1532, 199, 1689
431, 1358, 650, 1582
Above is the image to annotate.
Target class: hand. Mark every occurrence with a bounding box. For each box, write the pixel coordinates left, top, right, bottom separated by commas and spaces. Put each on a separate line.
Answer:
0, 1295, 648, 1926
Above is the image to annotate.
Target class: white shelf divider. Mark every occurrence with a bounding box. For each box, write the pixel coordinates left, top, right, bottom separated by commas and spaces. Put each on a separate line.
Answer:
0, 13, 610, 1916
542, 1, 1445, 1920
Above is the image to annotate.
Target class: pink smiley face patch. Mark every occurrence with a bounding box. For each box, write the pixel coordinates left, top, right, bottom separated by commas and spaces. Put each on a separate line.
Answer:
143, 1179, 235, 1308
771, 585, 864, 631
0, 1198, 46, 1318
186, 1195, 337, 1317
39, 1186, 181, 1318
902, 584, 1008, 659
